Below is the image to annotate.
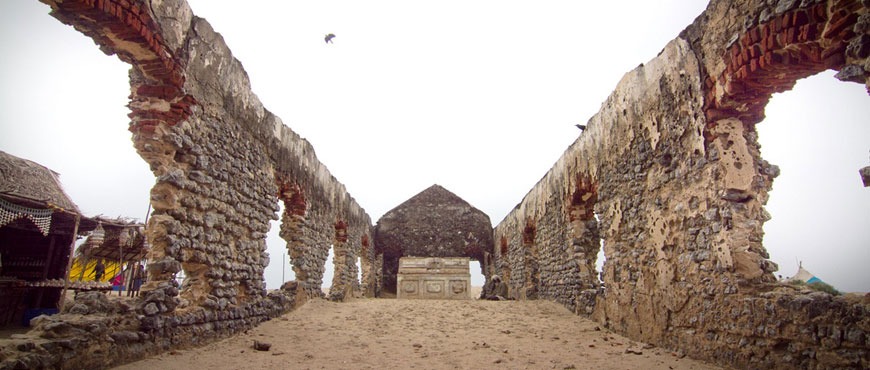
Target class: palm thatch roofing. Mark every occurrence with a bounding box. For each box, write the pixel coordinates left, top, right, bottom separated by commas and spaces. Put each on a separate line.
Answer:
0, 151, 148, 261
0, 150, 79, 211
0, 150, 99, 235
76, 217, 148, 262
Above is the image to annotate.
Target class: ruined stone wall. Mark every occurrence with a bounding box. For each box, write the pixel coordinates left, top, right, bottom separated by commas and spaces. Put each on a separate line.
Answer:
1, 0, 372, 368
494, 0, 869, 369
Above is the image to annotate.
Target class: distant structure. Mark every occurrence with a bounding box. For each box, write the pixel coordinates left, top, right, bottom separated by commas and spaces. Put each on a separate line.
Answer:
374, 185, 493, 294
324, 33, 335, 43
3, 1, 867, 369
784, 262, 825, 285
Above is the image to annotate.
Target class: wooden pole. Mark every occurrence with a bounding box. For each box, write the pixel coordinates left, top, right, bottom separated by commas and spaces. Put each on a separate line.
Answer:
34, 236, 57, 308
119, 241, 124, 297
59, 214, 80, 312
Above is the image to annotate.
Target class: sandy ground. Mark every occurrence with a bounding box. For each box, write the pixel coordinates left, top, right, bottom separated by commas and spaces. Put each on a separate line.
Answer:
116, 298, 728, 370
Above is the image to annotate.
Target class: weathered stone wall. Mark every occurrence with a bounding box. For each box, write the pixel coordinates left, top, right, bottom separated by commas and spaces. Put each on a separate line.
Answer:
2, 0, 868, 369
494, 0, 869, 369
1, 0, 372, 368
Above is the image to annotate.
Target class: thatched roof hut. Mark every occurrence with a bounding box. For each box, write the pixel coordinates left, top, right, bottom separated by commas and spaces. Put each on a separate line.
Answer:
70, 218, 147, 284
0, 151, 100, 325
76, 218, 147, 263
374, 184, 493, 294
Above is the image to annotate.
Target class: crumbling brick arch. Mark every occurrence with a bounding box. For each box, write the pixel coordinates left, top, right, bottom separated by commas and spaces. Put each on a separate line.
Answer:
703, 1, 869, 126
693, 0, 869, 285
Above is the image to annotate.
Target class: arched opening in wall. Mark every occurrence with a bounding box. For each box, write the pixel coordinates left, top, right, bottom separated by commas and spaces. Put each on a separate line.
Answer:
263, 202, 294, 290
756, 70, 870, 294
0, 2, 154, 307
322, 244, 335, 295
469, 260, 485, 294
594, 213, 605, 284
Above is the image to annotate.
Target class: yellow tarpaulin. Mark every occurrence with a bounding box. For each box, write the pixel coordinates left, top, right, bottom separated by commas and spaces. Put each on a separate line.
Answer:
68, 258, 123, 283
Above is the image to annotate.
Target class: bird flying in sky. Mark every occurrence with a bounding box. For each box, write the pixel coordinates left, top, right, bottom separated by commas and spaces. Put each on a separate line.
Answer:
325, 33, 336, 43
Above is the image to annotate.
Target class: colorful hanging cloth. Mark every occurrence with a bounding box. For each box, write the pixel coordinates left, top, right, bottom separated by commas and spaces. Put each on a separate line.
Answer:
0, 197, 53, 236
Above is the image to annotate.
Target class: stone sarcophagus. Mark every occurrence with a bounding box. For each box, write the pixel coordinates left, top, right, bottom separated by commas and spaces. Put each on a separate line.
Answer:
396, 257, 470, 300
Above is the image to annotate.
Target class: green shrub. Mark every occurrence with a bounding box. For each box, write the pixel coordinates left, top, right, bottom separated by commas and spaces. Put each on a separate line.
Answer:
788, 280, 841, 295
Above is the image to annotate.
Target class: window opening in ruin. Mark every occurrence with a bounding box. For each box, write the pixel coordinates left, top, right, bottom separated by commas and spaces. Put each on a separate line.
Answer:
356, 257, 362, 285
756, 71, 870, 294
594, 213, 605, 284
264, 202, 293, 290
469, 260, 485, 288
322, 244, 335, 295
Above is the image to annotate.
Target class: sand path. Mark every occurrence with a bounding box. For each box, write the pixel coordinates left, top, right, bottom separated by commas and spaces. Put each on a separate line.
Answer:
116, 298, 727, 370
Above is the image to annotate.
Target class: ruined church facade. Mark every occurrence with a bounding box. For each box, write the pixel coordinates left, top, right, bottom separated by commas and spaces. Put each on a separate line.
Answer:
0, 0, 867, 369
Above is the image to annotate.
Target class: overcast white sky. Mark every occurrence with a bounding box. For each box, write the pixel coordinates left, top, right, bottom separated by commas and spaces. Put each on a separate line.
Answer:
1, 1, 867, 292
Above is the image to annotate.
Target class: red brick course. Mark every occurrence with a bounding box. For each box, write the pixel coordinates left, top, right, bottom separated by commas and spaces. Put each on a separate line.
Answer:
704, 1, 865, 125
45, 0, 196, 133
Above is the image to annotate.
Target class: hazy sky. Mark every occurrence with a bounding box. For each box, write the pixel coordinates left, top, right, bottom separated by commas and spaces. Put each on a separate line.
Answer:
1, 1, 867, 292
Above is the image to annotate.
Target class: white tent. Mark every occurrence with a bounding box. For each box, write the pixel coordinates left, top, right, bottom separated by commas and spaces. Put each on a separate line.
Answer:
785, 263, 823, 284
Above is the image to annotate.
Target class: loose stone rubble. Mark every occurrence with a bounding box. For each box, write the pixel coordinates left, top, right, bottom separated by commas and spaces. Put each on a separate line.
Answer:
0, 0, 867, 369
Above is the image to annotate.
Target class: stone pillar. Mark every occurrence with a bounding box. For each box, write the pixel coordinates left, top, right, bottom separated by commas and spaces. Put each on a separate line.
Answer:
568, 174, 601, 314
359, 234, 376, 297
277, 178, 314, 302
328, 220, 350, 301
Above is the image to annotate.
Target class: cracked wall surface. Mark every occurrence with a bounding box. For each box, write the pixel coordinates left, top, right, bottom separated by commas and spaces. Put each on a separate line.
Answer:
494, 0, 869, 369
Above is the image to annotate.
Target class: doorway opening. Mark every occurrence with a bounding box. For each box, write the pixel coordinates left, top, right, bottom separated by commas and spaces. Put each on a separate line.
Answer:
322, 245, 335, 295
264, 202, 294, 290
